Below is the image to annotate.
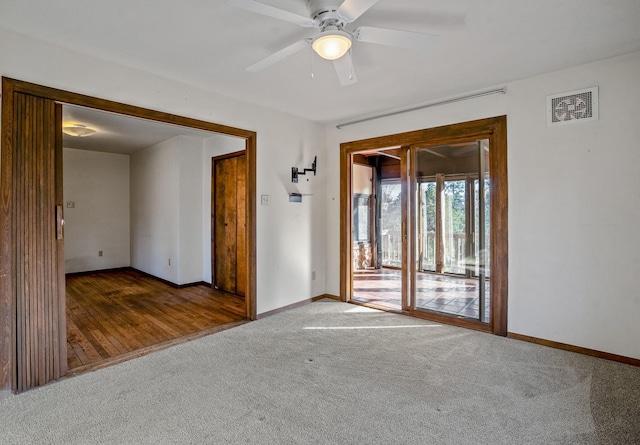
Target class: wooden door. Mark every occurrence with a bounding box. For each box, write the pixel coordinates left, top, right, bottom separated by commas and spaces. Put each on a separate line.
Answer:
0, 86, 67, 392
212, 153, 246, 297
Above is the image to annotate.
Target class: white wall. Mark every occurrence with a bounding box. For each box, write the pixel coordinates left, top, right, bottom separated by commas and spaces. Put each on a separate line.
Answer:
130, 137, 181, 283
255, 121, 326, 310
0, 27, 326, 314
177, 136, 206, 285
325, 51, 640, 360
63, 148, 130, 273
130, 135, 205, 285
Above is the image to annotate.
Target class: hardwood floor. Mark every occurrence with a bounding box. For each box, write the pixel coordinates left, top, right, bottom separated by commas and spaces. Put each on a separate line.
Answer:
66, 269, 247, 371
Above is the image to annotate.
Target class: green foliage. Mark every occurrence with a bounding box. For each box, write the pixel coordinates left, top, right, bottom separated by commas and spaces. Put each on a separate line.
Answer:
381, 183, 402, 232
444, 180, 466, 234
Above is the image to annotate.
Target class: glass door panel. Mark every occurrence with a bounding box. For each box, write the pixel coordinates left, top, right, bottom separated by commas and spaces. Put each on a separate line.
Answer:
350, 159, 403, 312
419, 181, 436, 272
380, 181, 402, 268
473, 178, 491, 278
443, 179, 467, 274
411, 140, 490, 323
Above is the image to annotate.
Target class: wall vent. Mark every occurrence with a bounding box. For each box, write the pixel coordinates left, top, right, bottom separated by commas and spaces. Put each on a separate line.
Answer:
546, 86, 598, 126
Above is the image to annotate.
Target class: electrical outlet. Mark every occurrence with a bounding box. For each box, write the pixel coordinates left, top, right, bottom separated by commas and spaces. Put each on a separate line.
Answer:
66, 201, 75, 208
312, 271, 316, 280
261, 195, 270, 206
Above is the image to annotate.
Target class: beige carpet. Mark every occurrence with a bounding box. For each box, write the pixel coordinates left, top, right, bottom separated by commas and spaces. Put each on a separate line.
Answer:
0, 299, 638, 444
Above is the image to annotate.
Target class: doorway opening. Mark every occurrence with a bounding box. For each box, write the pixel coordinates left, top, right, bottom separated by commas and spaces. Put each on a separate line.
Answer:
61, 104, 251, 372
351, 149, 404, 311
341, 117, 507, 335
1, 78, 257, 392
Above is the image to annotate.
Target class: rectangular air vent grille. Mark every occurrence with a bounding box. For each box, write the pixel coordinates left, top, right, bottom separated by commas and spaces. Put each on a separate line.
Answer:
546, 87, 598, 126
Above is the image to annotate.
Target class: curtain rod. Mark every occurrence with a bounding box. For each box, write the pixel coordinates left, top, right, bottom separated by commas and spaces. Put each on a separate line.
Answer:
336, 87, 507, 129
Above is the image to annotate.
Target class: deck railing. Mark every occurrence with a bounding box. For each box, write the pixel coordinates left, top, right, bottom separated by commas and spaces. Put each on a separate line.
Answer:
381, 230, 490, 276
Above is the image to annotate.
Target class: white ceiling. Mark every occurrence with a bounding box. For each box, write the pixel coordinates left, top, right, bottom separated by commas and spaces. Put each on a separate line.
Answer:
62, 105, 222, 154
3, 0, 640, 125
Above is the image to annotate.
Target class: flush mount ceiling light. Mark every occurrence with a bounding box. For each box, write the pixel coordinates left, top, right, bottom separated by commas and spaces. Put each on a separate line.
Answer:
62, 123, 97, 137
312, 28, 352, 60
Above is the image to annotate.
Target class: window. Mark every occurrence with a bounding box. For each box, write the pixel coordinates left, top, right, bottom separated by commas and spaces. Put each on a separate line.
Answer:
352, 194, 371, 242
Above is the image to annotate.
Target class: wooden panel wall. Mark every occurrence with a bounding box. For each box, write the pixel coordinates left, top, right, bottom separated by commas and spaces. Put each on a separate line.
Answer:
0, 78, 14, 390
12, 93, 66, 392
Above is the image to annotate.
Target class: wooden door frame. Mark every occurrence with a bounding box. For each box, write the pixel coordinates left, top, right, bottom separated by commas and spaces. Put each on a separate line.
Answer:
340, 116, 508, 336
1, 77, 258, 391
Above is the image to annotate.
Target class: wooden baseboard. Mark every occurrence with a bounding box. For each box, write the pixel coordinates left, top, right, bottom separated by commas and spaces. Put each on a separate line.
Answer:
507, 332, 640, 368
131, 268, 207, 289
177, 281, 210, 289
65, 267, 130, 277
313, 293, 341, 301
66, 267, 208, 289
256, 298, 314, 319
256, 294, 341, 319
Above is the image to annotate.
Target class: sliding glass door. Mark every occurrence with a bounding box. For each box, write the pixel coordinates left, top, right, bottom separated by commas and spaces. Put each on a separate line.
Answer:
341, 116, 507, 334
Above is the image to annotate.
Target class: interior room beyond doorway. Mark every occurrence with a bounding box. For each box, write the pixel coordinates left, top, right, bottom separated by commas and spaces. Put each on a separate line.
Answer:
62, 104, 250, 373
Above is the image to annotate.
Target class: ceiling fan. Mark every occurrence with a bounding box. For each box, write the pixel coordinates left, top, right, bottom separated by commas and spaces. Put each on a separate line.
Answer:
227, 0, 440, 86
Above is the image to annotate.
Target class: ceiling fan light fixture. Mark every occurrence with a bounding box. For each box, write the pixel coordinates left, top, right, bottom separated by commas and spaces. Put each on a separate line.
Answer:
312, 29, 352, 60
63, 123, 97, 137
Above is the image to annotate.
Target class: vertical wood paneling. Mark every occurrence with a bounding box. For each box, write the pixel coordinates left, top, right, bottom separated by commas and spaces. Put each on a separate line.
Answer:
0, 79, 14, 390
11, 93, 65, 392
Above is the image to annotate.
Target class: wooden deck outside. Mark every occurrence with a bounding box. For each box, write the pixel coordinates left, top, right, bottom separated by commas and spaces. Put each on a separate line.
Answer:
66, 269, 247, 371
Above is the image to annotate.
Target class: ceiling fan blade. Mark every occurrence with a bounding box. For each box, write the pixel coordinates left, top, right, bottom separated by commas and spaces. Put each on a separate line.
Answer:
227, 0, 316, 27
354, 26, 440, 51
246, 40, 310, 72
337, 0, 379, 23
333, 53, 358, 86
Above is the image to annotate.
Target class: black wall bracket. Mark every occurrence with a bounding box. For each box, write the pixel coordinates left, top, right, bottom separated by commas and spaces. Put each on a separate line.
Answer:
292, 156, 317, 183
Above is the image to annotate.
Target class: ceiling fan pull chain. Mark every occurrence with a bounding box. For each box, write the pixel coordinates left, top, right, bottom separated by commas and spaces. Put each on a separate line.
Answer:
310, 46, 315, 79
